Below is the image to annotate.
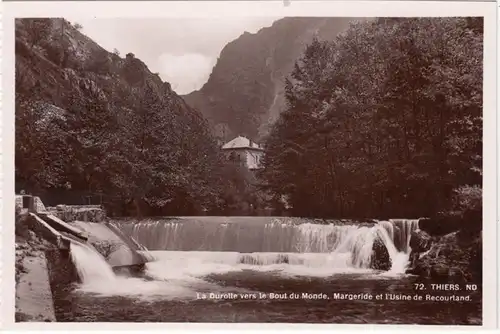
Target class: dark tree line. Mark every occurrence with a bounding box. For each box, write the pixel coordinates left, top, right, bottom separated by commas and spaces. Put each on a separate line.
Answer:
15, 18, 265, 217
259, 18, 483, 219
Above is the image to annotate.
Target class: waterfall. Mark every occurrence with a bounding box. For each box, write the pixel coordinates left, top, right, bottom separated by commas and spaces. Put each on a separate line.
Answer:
114, 218, 419, 253
70, 221, 154, 267
113, 217, 420, 272
389, 219, 420, 253
70, 242, 116, 284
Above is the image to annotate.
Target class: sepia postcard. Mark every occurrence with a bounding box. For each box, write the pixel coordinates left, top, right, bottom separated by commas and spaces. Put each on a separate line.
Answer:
0, 0, 497, 332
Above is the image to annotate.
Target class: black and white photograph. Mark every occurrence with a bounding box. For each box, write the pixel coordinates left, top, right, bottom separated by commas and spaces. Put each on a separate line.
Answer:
3, 0, 497, 329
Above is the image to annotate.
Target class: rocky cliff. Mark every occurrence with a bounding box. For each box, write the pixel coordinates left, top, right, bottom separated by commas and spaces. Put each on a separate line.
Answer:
16, 18, 199, 127
183, 17, 358, 141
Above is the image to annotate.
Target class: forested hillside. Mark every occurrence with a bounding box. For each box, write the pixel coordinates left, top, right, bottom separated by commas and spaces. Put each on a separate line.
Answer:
15, 18, 262, 216
259, 18, 483, 220
184, 17, 356, 142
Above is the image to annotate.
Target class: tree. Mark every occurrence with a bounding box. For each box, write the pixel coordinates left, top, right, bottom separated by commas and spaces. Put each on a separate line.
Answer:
260, 18, 483, 219
14, 17, 273, 217
15, 96, 68, 193
19, 18, 52, 48
53, 86, 120, 195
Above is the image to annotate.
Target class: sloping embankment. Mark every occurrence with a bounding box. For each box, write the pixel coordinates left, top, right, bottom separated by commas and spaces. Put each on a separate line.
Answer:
16, 250, 56, 322
15, 229, 57, 322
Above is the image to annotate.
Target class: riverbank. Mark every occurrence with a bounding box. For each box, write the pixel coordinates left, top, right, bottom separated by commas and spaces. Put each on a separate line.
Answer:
406, 211, 482, 283
15, 230, 57, 322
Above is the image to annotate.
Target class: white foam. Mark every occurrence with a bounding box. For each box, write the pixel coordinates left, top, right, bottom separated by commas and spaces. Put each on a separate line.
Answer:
146, 251, 376, 279
74, 276, 198, 300
70, 219, 420, 299
70, 242, 116, 284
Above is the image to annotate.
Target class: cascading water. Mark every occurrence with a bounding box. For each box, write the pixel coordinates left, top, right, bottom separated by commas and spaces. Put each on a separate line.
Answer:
113, 217, 420, 274
61, 217, 425, 307
390, 219, 420, 253
55, 217, 481, 323
70, 221, 155, 267
70, 242, 116, 284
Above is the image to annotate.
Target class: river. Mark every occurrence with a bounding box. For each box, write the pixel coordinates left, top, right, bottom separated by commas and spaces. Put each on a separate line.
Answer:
54, 217, 482, 324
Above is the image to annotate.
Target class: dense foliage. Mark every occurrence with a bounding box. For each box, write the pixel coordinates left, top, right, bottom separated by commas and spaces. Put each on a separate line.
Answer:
15, 18, 260, 216
259, 18, 483, 219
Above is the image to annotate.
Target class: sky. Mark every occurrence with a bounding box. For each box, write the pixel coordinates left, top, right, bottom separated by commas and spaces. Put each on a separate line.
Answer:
66, 17, 280, 94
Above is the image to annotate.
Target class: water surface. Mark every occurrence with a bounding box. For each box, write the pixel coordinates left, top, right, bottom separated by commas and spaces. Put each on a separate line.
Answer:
55, 250, 482, 324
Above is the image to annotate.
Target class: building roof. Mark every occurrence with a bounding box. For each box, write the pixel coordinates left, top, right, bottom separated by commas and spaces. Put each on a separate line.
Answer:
222, 136, 263, 151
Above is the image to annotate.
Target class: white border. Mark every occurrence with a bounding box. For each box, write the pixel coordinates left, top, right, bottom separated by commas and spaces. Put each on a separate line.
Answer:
1, 1, 497, 332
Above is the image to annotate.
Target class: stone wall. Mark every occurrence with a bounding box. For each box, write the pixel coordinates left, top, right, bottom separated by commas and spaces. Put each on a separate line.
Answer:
45, 248, 80, 321
46, 205, 107, 223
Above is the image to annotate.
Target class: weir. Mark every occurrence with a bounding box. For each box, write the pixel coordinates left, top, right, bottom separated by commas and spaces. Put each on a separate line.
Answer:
17, 195, 151, 269
113, 217, 419, 271
113, 217, 418, 252
27, 213, 76, 250
38, 213, 89, 242
69, 221, 152, 268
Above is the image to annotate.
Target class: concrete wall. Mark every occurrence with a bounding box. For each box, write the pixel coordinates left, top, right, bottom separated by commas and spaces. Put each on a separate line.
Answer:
15, 251, 57, 322
15, 195, 47, 213
44, 248, 80, 320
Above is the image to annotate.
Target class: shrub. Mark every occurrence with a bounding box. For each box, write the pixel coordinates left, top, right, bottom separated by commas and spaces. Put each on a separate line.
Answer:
453, 185, 482, 212
88, 50, 112, 74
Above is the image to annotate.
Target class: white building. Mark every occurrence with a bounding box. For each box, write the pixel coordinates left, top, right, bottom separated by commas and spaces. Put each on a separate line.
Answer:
221, 136, 264, 170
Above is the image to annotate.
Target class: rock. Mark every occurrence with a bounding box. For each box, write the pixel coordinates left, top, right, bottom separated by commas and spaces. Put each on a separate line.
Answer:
407, 250, 419, 272
27, 230, 38, 242
406, 229, 432, 270
56, 205, 66, 211
449, 267, 467, 284
370, 236, 391, 271
405, 230, 481, 283
16, 243, 29, 250
277, 254, 289, 264
410, 261, 433, 277
418, 213, 463, 236
430, 262, 449, 280
409, 229, 432, 253
461, 209, 482, 234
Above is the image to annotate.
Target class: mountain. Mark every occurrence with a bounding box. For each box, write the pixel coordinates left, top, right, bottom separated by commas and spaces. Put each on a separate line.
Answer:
15, 18, 229, 216
183, 17, 358, 142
